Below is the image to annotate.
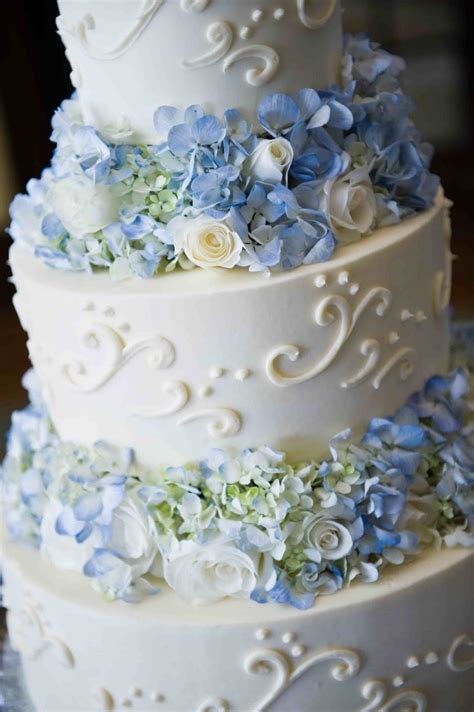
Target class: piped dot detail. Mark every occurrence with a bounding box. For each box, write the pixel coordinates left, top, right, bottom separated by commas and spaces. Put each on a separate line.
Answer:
150, 692, 165, 703
235, 368, 251, 382
255, 628, 271, 641
291, 644, 306, 658
401, 309, 414, 322
198, 385, 213, 398
209, 367, 225, 379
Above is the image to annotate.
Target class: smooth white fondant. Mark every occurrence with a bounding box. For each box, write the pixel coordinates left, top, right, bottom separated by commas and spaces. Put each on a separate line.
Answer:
1, 534, 472, 711
56, 0, 343, 143
10, 194, 451, 469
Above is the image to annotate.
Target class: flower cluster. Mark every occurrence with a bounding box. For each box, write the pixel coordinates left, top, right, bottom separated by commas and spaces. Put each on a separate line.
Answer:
8, 35, 438, 279
1, 367, 472, 609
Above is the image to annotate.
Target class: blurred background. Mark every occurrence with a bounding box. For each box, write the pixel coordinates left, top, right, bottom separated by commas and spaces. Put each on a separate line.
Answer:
0, 0, 473, 445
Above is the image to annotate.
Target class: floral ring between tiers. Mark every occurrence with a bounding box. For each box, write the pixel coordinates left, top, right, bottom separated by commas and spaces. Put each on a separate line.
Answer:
1, 367, 472, 608
8, 34, 439, 279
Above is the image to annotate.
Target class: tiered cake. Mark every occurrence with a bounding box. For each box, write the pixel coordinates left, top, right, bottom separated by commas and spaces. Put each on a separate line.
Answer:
1, 1, 473, 711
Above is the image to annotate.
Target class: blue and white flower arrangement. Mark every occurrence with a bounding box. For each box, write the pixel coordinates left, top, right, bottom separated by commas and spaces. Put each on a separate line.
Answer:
8, 35, 439, 279
1, 367, 472, 609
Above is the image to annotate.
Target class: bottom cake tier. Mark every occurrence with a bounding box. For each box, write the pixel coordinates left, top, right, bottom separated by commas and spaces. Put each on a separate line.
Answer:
1, 535, 473, 712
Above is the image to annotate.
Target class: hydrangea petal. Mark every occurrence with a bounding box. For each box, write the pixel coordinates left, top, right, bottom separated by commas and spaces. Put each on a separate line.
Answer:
257, 93, 301, 136
74, 493, 104, 522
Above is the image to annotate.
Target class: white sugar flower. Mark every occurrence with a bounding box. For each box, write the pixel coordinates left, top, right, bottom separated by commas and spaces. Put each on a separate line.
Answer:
299, 513, 354, 562
82, 491, 162, 601
163, 537, 258, 604
318, 166, 377, 243
106, 491, 161, 579
244, 137, 294, 185
48, 176, 120, 237
170, 214, 243, 269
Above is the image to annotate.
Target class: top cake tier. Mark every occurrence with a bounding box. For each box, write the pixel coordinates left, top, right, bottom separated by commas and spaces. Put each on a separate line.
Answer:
56, 0, 343, 143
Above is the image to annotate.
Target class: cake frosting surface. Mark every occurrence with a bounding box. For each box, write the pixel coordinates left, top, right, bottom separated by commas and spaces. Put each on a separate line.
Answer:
1, 1, 473, 710
1, 534, 473, 711
9, 192, 451, 467
56, 0, 344, 143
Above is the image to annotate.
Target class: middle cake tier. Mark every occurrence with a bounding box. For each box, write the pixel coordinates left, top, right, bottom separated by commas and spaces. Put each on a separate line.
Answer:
10, 193, 451, 468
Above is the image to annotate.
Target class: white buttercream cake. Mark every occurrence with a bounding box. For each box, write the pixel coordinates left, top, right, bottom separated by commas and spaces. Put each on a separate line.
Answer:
1, 2, 473, 711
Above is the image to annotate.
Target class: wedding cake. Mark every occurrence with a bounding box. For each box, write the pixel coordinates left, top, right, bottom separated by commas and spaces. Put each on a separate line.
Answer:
1, 1, 473, 710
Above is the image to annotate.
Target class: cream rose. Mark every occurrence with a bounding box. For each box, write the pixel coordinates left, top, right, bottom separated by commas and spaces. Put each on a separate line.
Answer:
48, 176, 120, 237
319, 168, 377, 243
163, 538, 258, 605
301, 514, 353, 562
171, 214, 243, 269
244, 137, 294, 185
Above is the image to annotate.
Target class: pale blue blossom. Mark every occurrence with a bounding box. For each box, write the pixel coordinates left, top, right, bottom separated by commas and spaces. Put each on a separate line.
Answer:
8, 172, 53, 250
71, 126, 111, 183
343, 33, 406, 92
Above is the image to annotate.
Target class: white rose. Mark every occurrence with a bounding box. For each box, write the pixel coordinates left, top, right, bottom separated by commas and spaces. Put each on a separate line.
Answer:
171, 214, 243, 270
48, 176, 120, 237
244, 137, 294, 185
106, 492, 161, 582
83, 492, 162, 599
163, 538, 258, 605
40, 499, 99, 573
319, 168, 377, 243
301, 514, 353, 562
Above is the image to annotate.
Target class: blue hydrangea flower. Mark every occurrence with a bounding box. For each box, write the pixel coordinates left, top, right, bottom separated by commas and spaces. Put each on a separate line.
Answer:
1, 366, 473, 607
344, 33, 406, 93
362, 417, 427, 478
72, 126, 111, 183
8, 33, 440, 277
0, 370, 474, 609
409, 370, 469, 434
